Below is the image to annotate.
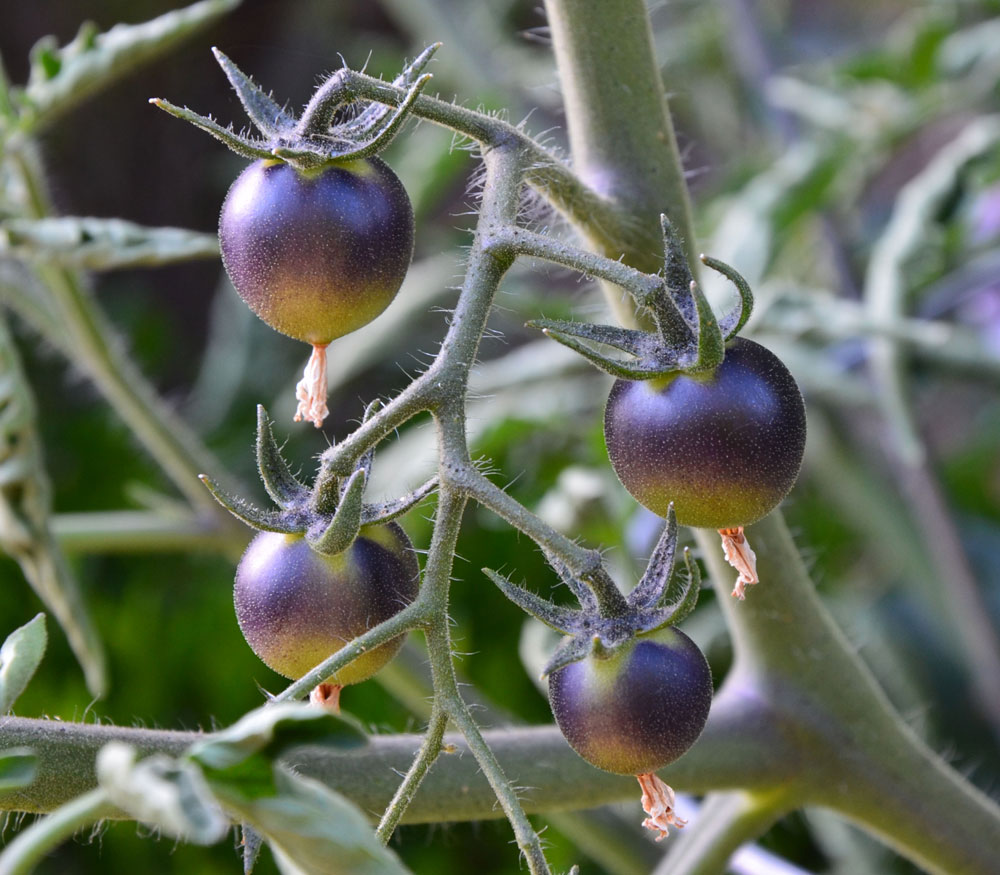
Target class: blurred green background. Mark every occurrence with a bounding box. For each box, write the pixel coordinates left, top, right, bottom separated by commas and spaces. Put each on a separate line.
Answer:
2, 1, 1000, 872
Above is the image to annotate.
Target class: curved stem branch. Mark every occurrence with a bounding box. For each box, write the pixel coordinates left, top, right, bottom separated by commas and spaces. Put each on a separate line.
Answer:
375, 704, 448, 843
462, 468, 602, 579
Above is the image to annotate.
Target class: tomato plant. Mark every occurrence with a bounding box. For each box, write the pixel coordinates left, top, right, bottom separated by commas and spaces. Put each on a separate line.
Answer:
1, 3, 999, 875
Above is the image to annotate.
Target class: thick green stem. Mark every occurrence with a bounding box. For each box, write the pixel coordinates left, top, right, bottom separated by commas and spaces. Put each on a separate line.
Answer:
696, 517, 1000, 875
653, 791, 788, 875
545, 0, 697, 329
0, 716, 751, 820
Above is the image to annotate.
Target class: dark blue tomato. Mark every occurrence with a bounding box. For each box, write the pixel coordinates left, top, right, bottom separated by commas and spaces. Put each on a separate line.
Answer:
548, 627, 712, 776
604, 338, 806, 529
234, 524, 419, 686
219, 157, 413, 345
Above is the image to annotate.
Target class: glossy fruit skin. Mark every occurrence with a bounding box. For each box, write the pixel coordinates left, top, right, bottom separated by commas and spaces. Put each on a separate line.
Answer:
549, 627, 712, 776
219, 157, 414, 346
604, 337, 806, 529
234, 524, 419, 686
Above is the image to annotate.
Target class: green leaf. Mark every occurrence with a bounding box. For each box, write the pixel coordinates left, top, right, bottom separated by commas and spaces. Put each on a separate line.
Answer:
0, 313, 107, 698
96, 742, 229, 844
20, 0, 240, 130
0, 748, 37, 791
212, 766, 410, 875
187, 703, 367, 773
0, 613, 46, 713
0, 217, 219, 269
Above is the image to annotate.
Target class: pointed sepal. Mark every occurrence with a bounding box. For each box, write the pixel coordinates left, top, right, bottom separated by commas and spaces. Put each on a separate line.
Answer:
256, 405, 308, 507
306, 468, 366, 556
149, 98, 273, 160
199, 476, 297, 533
329, 73, 432, 162
688, 280, 725, 371
660, 215, 697, 329
341, 43, 441, 137
241, 823, 264, 875
484, 568, 581, 633
531, 322, 683, 380
541, 550, 597, 612
361, 477, 438, 525
627, 504, 678, 609
527, 319, 658, 358
541, 633, 593, 678
642, 548, 702, 631
212, 47, 295, 136
700, 253, 754, 341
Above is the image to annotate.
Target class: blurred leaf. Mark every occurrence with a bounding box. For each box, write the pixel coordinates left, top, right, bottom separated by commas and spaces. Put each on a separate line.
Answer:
211, 765, 410, 875
0, 748, 37, 791
0, 312, 106, 697
96, 742, 230, 844
17, 0, 240, 130
187, 702, 367, 772
0, 259, 64, 342
0, 217, 219, 269
0, 613, 46, 713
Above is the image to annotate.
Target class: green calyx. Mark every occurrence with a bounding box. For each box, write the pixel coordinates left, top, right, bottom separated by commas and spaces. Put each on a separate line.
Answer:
528, 216, 754, 380
149, 43, 440, 172
200, 404, 436, 556
484, 504, 702, 677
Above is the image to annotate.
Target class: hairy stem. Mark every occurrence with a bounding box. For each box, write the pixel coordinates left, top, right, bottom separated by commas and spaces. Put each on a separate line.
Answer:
0, 716, 753, 820
696, 517, 1000, 875
545, 0, 697, 329
374, 705, 448, 843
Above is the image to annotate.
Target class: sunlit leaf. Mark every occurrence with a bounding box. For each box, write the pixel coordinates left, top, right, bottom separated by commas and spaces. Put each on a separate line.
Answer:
96, 742, 229, 844
212, 766, 410, 875
18, 0, 239, 129
0, 613, 46, 713
0, 217, 219, 269
0, 748, 37, 791
187, 703, 367, 772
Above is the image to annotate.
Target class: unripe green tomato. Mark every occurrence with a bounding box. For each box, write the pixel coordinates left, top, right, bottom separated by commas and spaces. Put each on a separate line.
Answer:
234, 524, 419, 686
548, 627, 712, 776
219, 157, 414, 345
604, 338, 806, 529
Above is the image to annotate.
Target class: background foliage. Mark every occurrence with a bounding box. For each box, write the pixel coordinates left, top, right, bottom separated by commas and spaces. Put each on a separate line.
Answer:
2, 0, 1000, 872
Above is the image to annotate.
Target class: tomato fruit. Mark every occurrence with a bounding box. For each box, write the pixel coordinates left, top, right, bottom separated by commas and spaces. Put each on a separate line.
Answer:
548, 626, 712, 776
604, 337, 806, 529
234, 524, 419, 686
219, 157, 414, 346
